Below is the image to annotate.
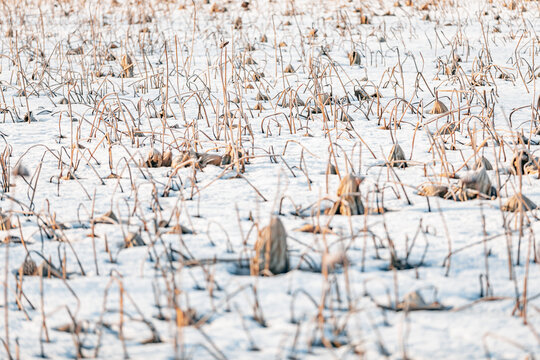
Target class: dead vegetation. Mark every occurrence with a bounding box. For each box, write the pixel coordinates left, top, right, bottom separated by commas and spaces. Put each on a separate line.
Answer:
251, 217, 289, 275
0, 0, 537, 358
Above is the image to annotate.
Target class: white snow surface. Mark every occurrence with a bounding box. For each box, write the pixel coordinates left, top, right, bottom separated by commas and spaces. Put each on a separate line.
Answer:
0, 0, 538, 359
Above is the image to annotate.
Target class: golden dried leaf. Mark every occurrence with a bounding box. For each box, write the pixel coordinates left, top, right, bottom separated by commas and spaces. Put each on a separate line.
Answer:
251, 217, 289, 275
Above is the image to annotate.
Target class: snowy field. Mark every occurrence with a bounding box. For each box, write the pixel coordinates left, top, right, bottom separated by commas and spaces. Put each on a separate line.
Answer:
0, 0, 539, 358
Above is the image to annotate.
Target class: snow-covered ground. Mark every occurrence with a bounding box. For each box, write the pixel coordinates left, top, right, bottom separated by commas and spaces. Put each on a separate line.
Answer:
0, 0, 539, 358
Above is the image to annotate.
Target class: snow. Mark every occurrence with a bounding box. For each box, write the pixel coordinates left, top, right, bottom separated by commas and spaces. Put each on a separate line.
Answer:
0, 0, 539, 358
